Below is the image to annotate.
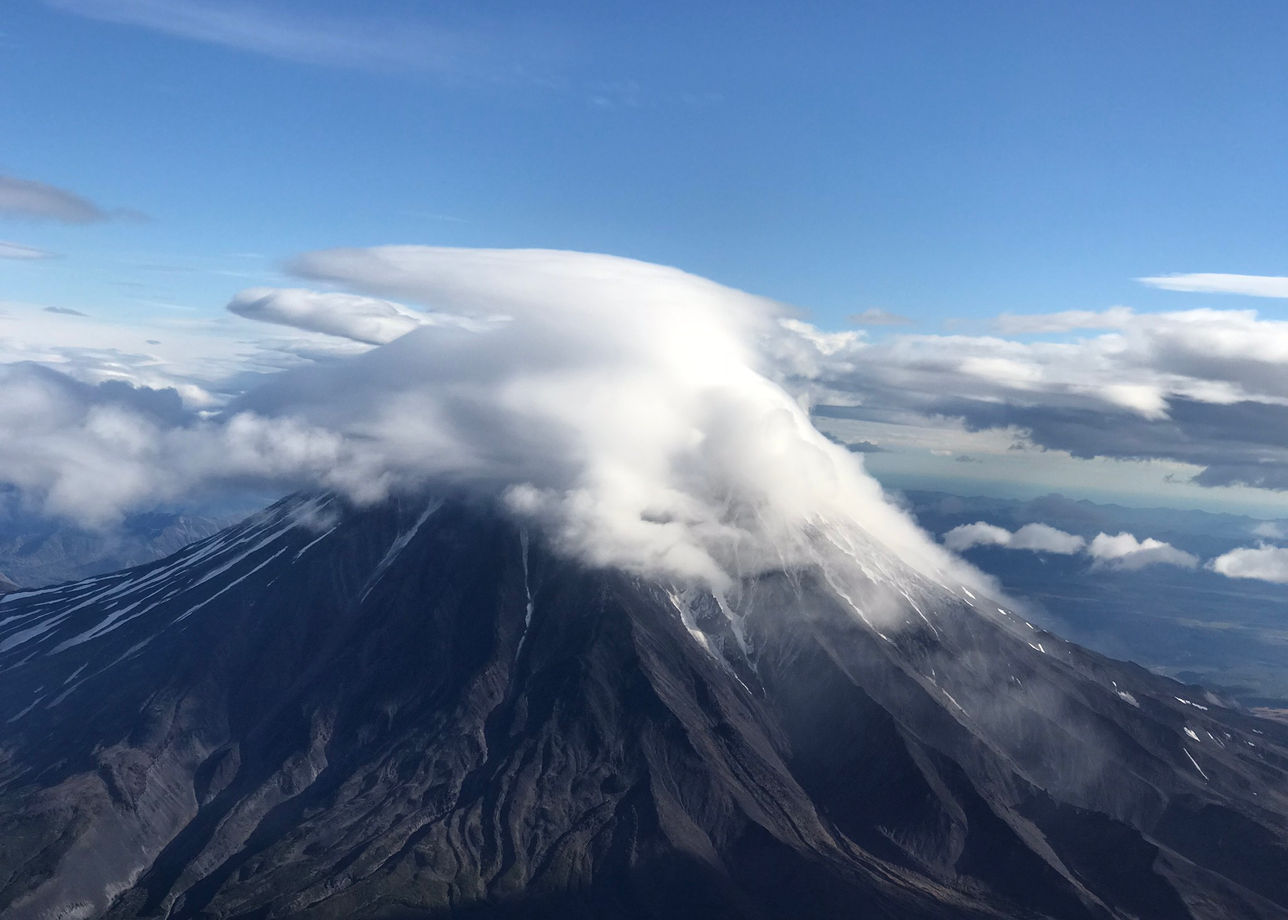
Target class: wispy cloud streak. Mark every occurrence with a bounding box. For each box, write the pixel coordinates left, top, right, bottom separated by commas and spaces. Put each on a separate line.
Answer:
1138, 273, 1288, 299
47, 0, 476, 73
0, 241, 56, 260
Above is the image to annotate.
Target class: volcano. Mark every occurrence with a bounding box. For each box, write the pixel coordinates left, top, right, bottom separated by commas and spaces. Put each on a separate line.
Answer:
0, 494, 1285, 919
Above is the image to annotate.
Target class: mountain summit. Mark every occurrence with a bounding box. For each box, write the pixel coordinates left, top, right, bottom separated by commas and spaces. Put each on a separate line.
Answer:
0, 494, 1285, 919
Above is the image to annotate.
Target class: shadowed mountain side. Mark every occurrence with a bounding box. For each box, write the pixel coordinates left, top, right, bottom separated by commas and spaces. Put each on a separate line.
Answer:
0, 495, 1285, 919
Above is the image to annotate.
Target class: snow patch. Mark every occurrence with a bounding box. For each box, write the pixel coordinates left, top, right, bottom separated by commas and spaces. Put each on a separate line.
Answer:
171, 546, 291, 625
1183, 748, 1209, 782
359, 500, 443, 603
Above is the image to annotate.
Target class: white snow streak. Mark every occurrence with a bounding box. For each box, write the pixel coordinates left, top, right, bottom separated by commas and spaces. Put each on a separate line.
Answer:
1183, 748, 1209, 781
359, 500, 442, 603
515, 528, 535, 661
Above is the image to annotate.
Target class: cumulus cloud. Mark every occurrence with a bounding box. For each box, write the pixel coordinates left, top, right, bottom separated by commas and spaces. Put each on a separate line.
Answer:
0, 363, 194, 522
1138, 273, 1288, 299
942, 520, 1206, 571
942, 522, 1011, 551
943, 521, 1085, 554
1009, 523, 1087, 553
0, 241, 56, 260
1209, 545, 1288, 584
0, 361, 391, 525
0, 175, 112, 223
942, 517, 1288, 578
1, 247, 985, 599
1087, 532, 1198, 570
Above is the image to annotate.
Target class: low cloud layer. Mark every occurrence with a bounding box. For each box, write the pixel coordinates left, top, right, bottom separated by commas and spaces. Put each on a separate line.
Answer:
1087, 532, 1199, 571
944, 521, 1085, 555
1210, 545, 1288, 584
943, 520, 1199, 571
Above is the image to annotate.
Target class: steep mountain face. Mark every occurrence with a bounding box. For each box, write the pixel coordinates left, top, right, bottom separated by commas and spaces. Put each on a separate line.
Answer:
0, 495, 1286, 920
0, 572, 18, 594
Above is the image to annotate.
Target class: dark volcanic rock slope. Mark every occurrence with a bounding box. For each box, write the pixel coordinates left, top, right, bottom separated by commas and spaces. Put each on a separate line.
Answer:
0, 495, 1285, 920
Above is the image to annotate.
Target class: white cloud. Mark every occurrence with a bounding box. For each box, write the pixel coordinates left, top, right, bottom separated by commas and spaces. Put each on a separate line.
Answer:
0, 298, 368, 407
1010, 523, 1087, 554
22, 245, 1288, 591
0, 241, 55, 260
943, 521, 1204, 570
942, 521, 1085, 554
0, 371, 360, 526
1210, 545, 1288, 584
228, 288, 429, 345
19, 251, 1288, 543
1087, 532, 1198, 570
1, 247, 987, 602
943, 522, 1012, 551
1138, 273, 1288, 299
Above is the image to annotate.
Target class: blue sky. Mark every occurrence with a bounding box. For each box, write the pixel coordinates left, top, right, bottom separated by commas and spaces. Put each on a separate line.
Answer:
4, 0, 1288, 326
5, 1, 1288, 517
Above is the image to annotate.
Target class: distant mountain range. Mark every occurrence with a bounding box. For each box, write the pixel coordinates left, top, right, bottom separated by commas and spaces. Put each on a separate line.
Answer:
0, 486, 263, 589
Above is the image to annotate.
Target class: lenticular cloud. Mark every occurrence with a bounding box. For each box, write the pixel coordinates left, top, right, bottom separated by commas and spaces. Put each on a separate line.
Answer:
231, 247, 978, 591
3, 246, 983, 594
